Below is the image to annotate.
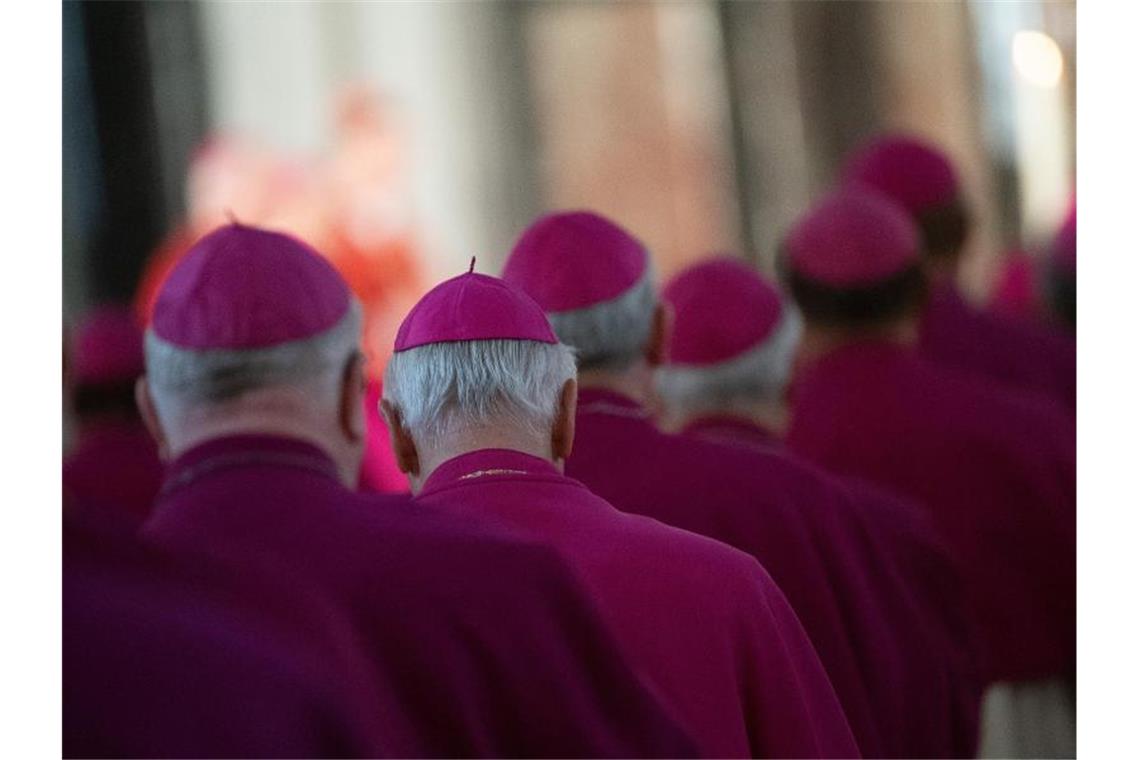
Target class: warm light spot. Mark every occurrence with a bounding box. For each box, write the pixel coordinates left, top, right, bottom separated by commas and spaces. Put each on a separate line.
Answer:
1012, 30, 1064, 89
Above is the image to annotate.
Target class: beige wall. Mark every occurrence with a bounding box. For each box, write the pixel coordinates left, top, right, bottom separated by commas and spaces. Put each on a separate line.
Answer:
197, 1, 537, 284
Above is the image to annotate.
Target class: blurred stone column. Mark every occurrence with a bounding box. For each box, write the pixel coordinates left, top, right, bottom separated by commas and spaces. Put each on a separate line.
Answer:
870, 0, 999, 296
720, 0, 815, 271
721, 0, 888, 269
199, 1, 538, 282
726, 1, 998, 294
199, 2, 333, 153
142, 1, 210, 226
522, 1, 742, 277
349, 1, 541, 279
789, 0, 887, 191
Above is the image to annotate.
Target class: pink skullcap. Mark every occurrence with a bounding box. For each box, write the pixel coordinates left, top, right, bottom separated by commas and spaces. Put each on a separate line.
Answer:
663, 257, 785, 367
842, 134, 961, 215
502, 211, 648, 312
152, 223, 350, 349
1051, 206, 1076, 276
394, 264, 558, 351
784, 189, 921, 287
71, 306, 144, 385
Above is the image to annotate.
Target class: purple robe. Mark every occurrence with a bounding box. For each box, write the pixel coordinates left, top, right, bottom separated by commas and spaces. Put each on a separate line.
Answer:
416, 447, 859, 759
787, 339, 1076, 684
64, 514, 387, 758
920, 282, 1076, 410
682, 413, 983, 757
63, 420, 164, 524
570, 388, 928, 757
144, 434, 695, 758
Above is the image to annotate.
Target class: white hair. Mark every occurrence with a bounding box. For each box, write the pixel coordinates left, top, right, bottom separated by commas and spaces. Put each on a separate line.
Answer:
144, 300, 363, 420
654, 305, 803, 417
383, 339, 577, 444
546, 269, 657, 371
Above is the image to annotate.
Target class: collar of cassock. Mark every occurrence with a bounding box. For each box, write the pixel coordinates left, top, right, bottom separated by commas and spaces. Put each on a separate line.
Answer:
681, 414, 777, 451
575, 387, 652, 420
161, 434, 340, 497
419, 448, 563, 497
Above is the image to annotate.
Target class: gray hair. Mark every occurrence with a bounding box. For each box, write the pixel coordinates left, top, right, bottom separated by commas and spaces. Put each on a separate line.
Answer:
383, 339, 577, 444
545, 269, 657, 371
654, 305, 803, 417
144, 300, 363, 419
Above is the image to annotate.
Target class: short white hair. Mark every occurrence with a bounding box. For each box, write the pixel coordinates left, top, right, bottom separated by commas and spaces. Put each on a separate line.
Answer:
546, 269, 656, 371
144, 300, 363, 420
383, 339, 577, 444
654, 306, 803, 417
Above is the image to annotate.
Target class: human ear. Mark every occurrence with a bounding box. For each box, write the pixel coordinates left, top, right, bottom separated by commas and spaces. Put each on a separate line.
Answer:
551, 378, 577, 465
135, 377, 170, 460
646, 301, 672, 367
339, 353, 367, 443
380, 399, 420, 477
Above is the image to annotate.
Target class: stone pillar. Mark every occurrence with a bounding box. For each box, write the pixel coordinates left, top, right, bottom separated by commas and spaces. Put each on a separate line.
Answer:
720, 0, 815, 271
870, 0, 999, 296
521, 1, 741, 277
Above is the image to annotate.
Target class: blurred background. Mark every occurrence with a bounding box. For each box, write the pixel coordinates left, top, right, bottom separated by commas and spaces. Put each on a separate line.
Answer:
62, 0, 1074, 330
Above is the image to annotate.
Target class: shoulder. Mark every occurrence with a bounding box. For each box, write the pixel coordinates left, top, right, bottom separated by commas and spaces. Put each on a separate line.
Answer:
615, 496, 782, 593
351, 488, 593, 591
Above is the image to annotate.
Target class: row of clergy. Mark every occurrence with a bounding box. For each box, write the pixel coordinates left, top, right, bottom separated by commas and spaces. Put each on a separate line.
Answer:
64, 134, 1076, 758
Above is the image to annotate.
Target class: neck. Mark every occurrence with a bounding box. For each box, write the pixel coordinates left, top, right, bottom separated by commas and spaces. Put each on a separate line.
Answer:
665, 399, 787, 437
798, 320, 918, 365
413, 425, 554, 495
923, 257, 959, 287
577, 360, 654, 406
165, 402, 360, 487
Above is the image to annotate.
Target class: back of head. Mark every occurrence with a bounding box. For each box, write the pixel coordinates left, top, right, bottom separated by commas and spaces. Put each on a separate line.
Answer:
382, 268, 577, 484
781, 188, 927, 332
842, 134, 969, 261
68, 306, 146, 422
502, 211, 657, 372
143, 223, 363, 470
656, 257, 802, 420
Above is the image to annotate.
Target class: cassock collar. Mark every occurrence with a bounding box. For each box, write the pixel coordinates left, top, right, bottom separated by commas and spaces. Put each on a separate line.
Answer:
419, 448, 563, 497
681, 414, 778, 450
576, 387, 652, 420
161, 434, 340, 497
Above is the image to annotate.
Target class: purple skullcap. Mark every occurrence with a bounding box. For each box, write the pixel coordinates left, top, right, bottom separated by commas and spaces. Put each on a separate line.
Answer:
842, 134, 961, 215
502, 211, 648, 312
71, 306, 145, 385
663, 257, 785, 367
394, 260, 558, 351
151, 223, 350, 350
784, 188, 921, 288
